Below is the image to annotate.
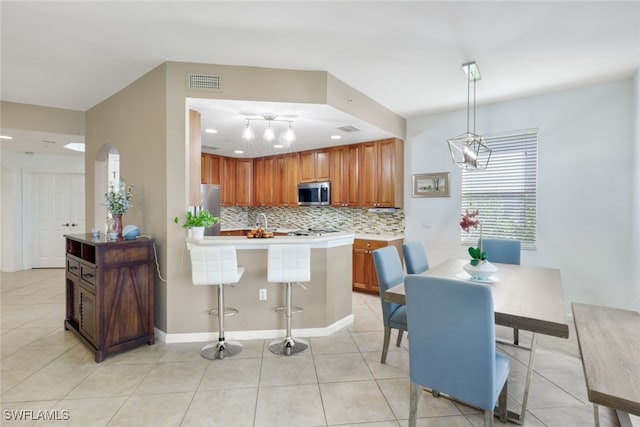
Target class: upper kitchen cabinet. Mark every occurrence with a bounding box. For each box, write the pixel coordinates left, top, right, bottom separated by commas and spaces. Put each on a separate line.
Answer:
299, 149, 330, 183
221, 157, 252, 207
220, 157, 235, 206
201, 153, 221, 185
359, 138, 404, 208
330, 145, 359, 207
284, 153, 299, 207
253, 157, 274, 207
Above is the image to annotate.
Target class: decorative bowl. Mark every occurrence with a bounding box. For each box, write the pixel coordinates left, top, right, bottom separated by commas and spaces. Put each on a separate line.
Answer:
463, 260, 498, 281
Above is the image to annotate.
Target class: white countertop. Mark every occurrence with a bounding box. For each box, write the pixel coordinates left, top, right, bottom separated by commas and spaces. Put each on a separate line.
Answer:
354, 233, 405, 242
187, 231, 356, 249
220, 228, 404, 242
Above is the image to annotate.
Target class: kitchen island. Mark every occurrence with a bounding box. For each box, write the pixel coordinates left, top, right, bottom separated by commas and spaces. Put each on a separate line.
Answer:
173, 232, 355, 343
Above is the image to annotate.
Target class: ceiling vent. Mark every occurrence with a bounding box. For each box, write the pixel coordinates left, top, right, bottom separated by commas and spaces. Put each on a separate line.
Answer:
187, 73, 221, 91
336, 125, 361, 133
202, 145, 220, 152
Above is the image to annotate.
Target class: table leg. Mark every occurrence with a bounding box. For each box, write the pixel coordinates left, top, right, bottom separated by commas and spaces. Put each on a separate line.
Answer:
593, 404, 600, 427
506, 332, 538, 425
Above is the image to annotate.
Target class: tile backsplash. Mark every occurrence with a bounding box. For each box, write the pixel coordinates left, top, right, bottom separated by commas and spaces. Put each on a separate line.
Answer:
220, 206, 405, 235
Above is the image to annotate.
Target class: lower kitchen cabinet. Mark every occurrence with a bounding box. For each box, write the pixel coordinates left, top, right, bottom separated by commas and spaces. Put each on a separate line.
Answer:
64, 234, 155, 362
352, 238, 404, 294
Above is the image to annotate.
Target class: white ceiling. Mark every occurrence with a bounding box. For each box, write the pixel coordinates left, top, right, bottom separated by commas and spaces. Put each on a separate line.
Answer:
1, 1, 638, 156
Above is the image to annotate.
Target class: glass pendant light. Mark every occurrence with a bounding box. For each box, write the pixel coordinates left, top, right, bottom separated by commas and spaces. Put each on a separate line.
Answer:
447, 61, 492, 170
242, 120, 254, 140
263, 120, 275, 141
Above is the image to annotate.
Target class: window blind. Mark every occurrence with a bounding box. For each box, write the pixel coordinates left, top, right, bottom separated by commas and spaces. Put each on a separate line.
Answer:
461, 129, 538, 250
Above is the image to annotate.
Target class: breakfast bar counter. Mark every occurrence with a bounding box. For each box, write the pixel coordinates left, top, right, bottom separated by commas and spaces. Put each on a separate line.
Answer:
180, 232, 355, 341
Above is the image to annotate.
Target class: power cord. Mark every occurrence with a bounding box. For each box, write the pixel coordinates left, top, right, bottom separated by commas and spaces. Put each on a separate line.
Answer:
138, 235, 167, 282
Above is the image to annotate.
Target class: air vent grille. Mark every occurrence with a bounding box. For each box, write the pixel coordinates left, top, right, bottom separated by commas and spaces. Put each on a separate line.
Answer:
336, 125, 361, 133
187, 74, 221, 91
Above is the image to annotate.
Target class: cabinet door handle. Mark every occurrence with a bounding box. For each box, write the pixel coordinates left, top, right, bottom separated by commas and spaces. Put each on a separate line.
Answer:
61, 223, 70, 226
83, 273, 94, 279
69, 265, 78, 271
71, 223, 78, 227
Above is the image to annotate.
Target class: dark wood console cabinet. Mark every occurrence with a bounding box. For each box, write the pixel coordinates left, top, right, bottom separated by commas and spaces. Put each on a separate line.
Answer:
64, 234, 155, 362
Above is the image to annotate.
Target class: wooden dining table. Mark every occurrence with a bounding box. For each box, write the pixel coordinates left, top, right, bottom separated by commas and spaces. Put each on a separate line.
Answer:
572, 302, 640, 427
384, 258, 570, 425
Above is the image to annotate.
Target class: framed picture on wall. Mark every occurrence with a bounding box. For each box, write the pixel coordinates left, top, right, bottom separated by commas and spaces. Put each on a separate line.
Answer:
412, 172, 450, 197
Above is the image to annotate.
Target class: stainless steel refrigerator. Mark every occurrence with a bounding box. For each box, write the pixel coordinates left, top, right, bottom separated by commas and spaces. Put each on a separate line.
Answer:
200, 184, 221, 236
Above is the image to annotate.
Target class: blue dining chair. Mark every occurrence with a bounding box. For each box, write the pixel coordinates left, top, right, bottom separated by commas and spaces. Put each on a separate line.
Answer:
372, 246, 408, 364
478, 238, 522, 344
405, 275, 510, 427
402, 241, 429, 274
478, 238, 521, 265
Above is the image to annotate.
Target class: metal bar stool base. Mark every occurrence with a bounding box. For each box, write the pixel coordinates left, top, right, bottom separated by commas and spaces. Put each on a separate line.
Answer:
200, 340, 243, 360
269, 337, 308, 356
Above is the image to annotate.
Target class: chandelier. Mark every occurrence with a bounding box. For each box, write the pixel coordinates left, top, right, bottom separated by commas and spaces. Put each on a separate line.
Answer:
241, 114, 296, 147
447, 61, 492, 170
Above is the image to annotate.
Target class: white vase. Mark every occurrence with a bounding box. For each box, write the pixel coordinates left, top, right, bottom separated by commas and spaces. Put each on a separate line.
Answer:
191, 227, 205, 239
463, 260, 498, 281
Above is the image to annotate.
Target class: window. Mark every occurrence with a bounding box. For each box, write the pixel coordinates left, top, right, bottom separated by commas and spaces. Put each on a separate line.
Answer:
461, 129, 538, 250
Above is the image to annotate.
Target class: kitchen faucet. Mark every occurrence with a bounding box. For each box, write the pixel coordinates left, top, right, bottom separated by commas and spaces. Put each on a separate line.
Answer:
256, 213, 268, 230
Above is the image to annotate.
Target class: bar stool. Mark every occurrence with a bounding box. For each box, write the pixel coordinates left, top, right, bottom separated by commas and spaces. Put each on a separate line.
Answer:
268, 244, 310, 356
189, 245, 244, 360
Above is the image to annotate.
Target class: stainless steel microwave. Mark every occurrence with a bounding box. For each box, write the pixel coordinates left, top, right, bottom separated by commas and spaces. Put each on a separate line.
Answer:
297, 182, 330, 206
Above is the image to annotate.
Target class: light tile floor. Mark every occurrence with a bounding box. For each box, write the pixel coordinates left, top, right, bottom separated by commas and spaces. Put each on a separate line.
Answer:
0, 268, 622, 426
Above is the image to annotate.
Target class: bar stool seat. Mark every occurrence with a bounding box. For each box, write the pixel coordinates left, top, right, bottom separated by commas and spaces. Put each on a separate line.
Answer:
267, 244, 310, 356
189, 245, 244, 360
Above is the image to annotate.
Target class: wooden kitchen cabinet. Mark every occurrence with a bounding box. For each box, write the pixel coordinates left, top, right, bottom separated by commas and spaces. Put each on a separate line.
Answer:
284, 153, 299, 206
201, 153, 221, 185
253, 157, 274, 207
64, 234, 155, 362
299, 149, 330, 183
352, 238, 404, 294
330, 145, 359, 207
221, 157, 235, 206
359, 138, 404, 208
234, 158, 253, 206
220, 157, 252, 206
275, 153, 299, 207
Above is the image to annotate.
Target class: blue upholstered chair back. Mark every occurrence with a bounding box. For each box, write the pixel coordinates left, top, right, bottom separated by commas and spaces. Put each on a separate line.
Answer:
372, 246, 404, 326
402, 241, 429, 274
404, 275, 506, 411
478, 238, 521, 265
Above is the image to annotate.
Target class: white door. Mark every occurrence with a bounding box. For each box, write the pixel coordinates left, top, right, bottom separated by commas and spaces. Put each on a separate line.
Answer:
31, 173, 85, 268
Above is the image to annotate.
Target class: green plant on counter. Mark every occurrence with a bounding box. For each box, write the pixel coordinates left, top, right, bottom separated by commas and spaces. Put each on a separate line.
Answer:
174, 209, 220, 228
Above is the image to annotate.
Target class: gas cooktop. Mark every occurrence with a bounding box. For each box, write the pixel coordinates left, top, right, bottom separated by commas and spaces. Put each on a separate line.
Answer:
288, 229, 340, 237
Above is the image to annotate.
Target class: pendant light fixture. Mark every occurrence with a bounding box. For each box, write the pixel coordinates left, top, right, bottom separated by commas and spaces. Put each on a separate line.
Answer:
241, 113, 296, 147
447, 61, 492, 170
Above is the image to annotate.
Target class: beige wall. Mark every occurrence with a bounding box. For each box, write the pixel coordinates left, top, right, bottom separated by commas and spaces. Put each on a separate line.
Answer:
1, 101, 84, 134
85, 63, 169, 329
87, 61, 405, 335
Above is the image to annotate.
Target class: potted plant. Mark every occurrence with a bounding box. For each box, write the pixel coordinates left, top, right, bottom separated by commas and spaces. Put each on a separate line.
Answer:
174, 209, 220, 238
105, 178, 133, 239
460, 209, 497, 281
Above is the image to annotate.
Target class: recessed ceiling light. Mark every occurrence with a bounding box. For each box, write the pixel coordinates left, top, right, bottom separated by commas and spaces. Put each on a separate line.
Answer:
273, 144, 283, 149
234, 149, 244, 154
205, 128, 218, 134
330, 135, 342, 140
0, 135, 13, 140
63, 143, 85, 152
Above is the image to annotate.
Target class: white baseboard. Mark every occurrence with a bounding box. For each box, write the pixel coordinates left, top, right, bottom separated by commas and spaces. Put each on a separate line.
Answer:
156, 314, 354, 344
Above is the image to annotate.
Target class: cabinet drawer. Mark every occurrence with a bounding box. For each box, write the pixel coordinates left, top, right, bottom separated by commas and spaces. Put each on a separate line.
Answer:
67, 258, 80, 277
353, 239, 387, 251
80, 264, 97, 289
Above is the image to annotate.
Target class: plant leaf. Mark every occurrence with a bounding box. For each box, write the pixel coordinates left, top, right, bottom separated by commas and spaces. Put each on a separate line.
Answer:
470, 259, 479, 266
